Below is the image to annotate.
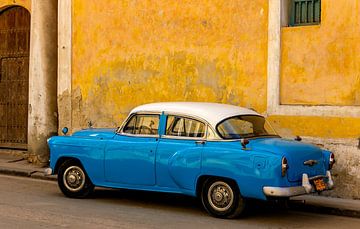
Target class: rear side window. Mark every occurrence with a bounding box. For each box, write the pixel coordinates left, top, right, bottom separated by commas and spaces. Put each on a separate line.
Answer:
166, 115, 205, 138
123, 114, 159, 135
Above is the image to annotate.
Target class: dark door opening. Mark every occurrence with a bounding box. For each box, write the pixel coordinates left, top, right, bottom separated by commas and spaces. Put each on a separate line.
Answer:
0, 6, 30, 149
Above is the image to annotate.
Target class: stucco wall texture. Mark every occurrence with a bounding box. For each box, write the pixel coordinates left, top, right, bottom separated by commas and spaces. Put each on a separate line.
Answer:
281, 0, 360, 106
0, 0, 30, 11
71, 0, 269, 129
71, 0, 360, 139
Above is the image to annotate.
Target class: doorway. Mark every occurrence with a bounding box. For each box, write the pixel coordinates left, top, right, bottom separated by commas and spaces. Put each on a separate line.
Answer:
0, 6, 30, 149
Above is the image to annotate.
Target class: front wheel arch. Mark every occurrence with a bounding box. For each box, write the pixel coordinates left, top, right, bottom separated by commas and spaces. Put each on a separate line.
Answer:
57, 159, 94, 198
54, 157, 82, 175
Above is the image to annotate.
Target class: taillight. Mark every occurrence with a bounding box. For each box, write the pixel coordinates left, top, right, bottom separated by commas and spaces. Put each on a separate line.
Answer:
329, 153, 335, 169
281, 157, 288, 177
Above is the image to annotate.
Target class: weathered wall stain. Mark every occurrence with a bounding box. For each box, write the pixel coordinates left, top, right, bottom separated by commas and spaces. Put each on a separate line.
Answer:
72, 53, 255, 130
303, 137, 360, 199
280, 0, 360, 106
269, 116, 360, 139
58, 89, 72, 133
0, 0, 30, 11
72, 0, 269, 130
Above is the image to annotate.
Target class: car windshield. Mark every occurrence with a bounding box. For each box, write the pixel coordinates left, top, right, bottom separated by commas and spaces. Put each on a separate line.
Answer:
216, 115, 279, 139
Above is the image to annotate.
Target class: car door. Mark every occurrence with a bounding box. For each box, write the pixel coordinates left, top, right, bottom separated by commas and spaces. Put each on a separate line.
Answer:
104, 113, 159, 186
156, 115, 206, 190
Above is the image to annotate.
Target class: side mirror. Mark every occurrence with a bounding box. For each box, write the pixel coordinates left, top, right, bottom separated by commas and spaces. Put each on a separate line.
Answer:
240, 139, 250, 149
62, 127, 69, 135
295, 135, 302, 141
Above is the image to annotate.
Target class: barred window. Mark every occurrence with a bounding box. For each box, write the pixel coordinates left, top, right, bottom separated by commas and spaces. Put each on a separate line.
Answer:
290, 0, 321, 26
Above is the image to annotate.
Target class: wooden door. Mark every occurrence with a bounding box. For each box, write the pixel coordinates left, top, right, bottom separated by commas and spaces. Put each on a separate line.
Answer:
0, 6, 30, 149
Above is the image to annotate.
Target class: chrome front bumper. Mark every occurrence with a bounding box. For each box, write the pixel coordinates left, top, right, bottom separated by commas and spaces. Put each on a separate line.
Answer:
263, 171, 334, 197
44, 167, 53, 176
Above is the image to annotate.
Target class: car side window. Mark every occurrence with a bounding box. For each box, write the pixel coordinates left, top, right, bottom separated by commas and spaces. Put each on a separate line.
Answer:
166, 115, 205, 138
123, 114, 159, 135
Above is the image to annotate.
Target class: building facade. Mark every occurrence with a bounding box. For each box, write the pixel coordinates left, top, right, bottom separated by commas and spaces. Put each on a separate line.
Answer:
0, 0, 359, 198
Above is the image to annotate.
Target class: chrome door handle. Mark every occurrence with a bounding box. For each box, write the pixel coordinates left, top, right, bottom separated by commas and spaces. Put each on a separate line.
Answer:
195, 140, 206, 145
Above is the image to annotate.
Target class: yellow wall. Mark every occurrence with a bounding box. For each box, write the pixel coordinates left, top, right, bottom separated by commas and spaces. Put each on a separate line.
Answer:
72, 0, 269, 128
0, 0, 30, 11
269, 115, 360, 138
273, 0, 360, 138
71, 0, 360, 139
281, 0, 360, 106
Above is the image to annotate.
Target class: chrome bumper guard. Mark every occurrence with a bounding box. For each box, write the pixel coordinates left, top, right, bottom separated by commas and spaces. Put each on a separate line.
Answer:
263, 170, 334, 197
44, 167, 53, 176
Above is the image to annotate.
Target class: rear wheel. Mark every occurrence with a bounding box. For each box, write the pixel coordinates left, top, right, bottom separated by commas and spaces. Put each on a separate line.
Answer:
201, 178, 246, 218
57, 160, 94, 198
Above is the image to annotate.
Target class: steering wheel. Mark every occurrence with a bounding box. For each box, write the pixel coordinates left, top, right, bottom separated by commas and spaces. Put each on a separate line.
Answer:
139, 125, 153, 134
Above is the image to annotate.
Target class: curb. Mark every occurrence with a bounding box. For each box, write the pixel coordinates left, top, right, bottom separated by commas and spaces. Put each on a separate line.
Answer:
289, 200, 360, 219
0, 167, 57, 181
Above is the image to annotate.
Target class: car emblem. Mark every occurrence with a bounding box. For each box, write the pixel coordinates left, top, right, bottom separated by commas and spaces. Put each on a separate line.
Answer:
304, 159, 318, 166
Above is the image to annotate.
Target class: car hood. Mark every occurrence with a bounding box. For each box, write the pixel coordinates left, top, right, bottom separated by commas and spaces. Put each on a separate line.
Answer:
72, 128, 117, 139
248, 137, 325, 182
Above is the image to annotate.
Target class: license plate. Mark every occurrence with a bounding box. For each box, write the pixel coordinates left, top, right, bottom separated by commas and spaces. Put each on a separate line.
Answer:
313, 178, 326, 191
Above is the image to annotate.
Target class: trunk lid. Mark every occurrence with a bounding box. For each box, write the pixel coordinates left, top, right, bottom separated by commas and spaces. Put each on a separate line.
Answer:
249, 138, 326, 182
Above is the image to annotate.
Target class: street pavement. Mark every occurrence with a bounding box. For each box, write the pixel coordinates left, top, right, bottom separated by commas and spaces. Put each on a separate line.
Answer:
1, 149, 360, 223
0, 174, 360, 229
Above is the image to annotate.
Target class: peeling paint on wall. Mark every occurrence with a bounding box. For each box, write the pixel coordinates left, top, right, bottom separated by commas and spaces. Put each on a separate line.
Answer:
72, 0, 269, 129
280, 0, 360, 106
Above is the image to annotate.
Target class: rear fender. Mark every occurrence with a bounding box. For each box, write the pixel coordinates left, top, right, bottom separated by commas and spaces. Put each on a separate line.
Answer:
201, 146, 284, 200
168, 148, 201, 190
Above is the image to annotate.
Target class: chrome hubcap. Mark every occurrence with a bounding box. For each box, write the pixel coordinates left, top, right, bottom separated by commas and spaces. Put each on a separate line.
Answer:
63, 166, 85, 192
207, 181, 234, 212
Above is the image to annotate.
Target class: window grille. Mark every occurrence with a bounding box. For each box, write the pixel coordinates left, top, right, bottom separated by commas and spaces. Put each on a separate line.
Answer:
290, 0, 321, 26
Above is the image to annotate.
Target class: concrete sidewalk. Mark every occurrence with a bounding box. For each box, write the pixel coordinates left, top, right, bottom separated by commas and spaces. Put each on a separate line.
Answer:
0, 149, 359, 218
0, 149, 56, 181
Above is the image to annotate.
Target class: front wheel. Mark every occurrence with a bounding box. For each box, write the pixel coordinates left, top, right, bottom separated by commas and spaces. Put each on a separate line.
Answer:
201, 178, 246, 218
57, 160, 94, 198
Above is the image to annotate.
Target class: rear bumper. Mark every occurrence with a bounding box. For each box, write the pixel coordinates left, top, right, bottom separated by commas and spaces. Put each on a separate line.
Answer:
263, 170, 334, 197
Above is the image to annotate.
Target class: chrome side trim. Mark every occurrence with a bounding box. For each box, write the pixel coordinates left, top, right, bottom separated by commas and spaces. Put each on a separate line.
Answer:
161, 135, 206, 141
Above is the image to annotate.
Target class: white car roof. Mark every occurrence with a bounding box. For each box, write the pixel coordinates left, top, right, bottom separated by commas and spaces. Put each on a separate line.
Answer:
130, 102, 262, 128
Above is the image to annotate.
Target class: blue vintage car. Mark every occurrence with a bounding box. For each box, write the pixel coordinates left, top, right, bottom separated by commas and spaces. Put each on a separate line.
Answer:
46, 102, 335, 218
